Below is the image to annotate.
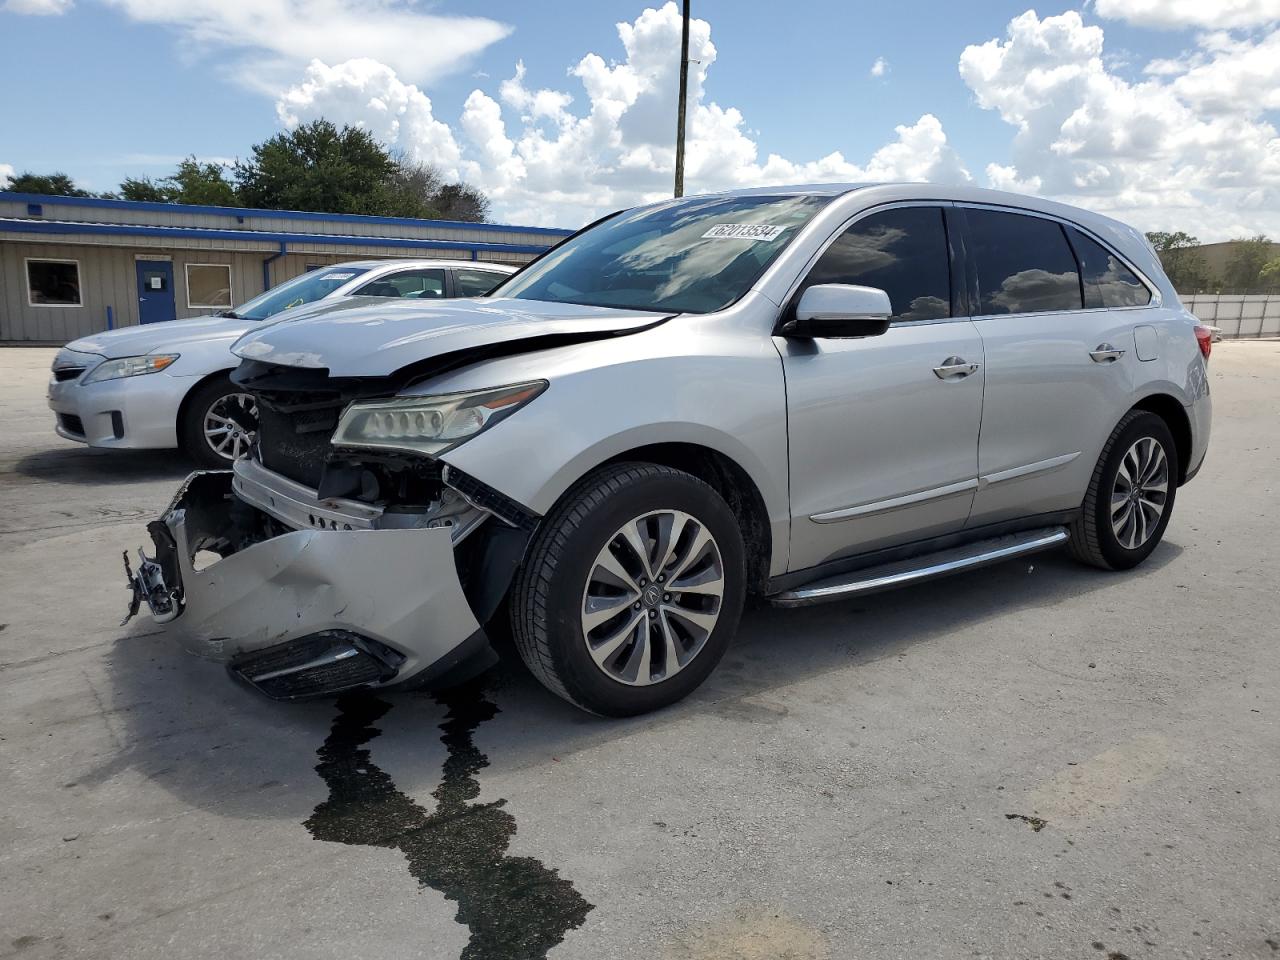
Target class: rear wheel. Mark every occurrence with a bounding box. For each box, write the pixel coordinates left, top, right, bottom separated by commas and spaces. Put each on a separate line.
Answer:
1069, 410, 1177, 570
179, 375, 259, 469
510, 462, 746, 716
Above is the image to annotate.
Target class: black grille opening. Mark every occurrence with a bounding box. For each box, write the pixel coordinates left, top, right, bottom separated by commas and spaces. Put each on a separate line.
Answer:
229, 630, 405, 700
255, 401, 344, 488
57, 413, 85, 436
53, 367, 85, 382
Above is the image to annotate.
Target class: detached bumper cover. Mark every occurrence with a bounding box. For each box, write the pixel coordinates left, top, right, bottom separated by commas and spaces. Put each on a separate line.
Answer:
127, 471, 482, 695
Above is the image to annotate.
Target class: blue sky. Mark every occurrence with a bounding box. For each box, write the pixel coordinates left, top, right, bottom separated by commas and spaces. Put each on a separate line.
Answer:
2, 1, 1278, 238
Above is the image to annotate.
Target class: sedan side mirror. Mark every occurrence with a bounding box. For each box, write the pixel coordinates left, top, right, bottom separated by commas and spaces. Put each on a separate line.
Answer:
780, 284, 893, 339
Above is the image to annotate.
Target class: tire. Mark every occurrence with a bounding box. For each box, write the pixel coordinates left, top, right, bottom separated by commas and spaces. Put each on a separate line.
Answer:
178, 375, 259, 469
510, 462, 746, 716
1069, 410, 1178, 570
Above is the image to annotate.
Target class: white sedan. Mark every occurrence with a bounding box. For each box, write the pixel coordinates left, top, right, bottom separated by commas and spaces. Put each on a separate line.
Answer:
46, 259, 516, 466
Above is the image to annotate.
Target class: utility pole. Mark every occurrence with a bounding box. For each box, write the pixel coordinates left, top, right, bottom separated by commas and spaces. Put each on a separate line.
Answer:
674, 0, 690, 198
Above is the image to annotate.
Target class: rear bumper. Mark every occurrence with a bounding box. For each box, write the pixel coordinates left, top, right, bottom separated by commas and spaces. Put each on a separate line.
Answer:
1184, 389, 1212, 484
128, 471, 482, 697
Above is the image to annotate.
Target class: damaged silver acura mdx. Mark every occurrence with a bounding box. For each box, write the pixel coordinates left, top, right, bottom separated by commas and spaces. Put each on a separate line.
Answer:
124, 183, 1212, 716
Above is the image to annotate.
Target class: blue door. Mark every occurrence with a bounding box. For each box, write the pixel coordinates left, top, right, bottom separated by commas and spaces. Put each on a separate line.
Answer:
136, 260, 176, 324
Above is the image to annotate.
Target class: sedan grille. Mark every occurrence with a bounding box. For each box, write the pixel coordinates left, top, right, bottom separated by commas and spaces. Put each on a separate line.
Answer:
53, 366, 86, 382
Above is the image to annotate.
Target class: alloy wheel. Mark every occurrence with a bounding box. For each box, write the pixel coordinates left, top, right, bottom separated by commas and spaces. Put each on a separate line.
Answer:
203, 392, 258, 462
580, 509, 725, 686
1110, 436, 1169, 550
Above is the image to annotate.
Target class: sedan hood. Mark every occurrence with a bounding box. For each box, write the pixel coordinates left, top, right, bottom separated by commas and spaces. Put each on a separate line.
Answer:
67, 315, 252, 359
231, 296, 671, 378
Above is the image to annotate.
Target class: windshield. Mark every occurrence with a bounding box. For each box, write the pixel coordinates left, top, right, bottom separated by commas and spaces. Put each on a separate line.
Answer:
494, 194, 829, 314
232, 266, 370, 321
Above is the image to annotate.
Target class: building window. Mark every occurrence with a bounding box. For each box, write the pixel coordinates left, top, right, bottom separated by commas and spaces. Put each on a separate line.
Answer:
26, 259, 82, 307
185, 263, 233, 309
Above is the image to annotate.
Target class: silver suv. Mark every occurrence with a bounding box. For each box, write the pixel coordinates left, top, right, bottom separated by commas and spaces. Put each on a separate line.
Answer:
125, 183, 1212, 716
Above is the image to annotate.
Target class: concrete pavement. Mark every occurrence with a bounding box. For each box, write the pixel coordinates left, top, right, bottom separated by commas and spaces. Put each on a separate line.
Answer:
1, 343, 1277, 960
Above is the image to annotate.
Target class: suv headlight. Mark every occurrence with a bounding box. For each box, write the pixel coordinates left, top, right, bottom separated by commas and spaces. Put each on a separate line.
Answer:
83, 354, 179, 384
331, 381, 546, 457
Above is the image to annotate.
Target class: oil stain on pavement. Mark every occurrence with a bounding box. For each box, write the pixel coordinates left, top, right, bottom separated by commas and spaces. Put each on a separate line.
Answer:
306, 680, 594, 959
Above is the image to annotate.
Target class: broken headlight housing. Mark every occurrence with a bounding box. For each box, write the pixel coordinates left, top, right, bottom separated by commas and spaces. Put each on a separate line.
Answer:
331, 381, 546, 457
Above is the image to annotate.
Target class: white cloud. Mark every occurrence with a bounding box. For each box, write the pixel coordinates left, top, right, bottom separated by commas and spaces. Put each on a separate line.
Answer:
1, 0, 71, 13
870, 57, 889, 78
277, 59, 463, 180
277, 2, 968, 226
0, 162, 14, 186
101, 0, 511, 86
959, 9, 1280, 239
1094, 0, 1280, 30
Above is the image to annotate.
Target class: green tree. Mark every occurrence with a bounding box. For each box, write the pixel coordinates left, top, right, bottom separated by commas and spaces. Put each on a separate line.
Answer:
1224, 235, 1275, 291
168, 158, 239, 206
5, 171, 94, 197
119, 176, 171, 202
1259, 257, 1280, 289
1146, 230, 1211, 292
119, 158, 240, 206
382, 157, 490, 222
432, 181, 490, 223
235, 120, 397, 215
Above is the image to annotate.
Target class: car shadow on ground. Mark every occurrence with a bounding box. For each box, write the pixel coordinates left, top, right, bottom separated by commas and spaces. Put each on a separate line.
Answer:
10, 446, 195, 485
88, 539, 1185, 824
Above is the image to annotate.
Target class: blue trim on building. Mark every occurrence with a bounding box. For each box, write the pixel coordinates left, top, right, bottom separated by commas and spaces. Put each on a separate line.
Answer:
0, 190, 573, 239
0, 217, 553, 255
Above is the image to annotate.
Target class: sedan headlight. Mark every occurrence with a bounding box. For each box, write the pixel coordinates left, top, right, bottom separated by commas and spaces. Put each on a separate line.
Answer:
83, 354, 180, 384
331, 381, 547, 457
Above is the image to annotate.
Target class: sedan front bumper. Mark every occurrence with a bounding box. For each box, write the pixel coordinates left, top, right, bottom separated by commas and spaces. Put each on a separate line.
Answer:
126, 471, 483, 698
48, 356, 186, 450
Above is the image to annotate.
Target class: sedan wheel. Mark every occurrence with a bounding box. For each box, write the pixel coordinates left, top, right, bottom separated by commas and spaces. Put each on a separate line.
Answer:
202, 392, 258, 463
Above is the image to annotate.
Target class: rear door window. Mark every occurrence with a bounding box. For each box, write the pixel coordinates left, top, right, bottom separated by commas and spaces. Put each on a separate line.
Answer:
1066, 227, 1151, 308
966, 209, 1082, 315
356, 269, 446, 299
454, 268, 507, 297
801, 206, 952, 321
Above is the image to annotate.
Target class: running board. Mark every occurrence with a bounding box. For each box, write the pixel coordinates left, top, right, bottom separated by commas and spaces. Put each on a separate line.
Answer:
769, 526, 1070, 608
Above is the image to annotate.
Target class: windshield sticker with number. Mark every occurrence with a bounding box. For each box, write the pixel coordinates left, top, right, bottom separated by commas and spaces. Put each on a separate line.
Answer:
701, 223, 787, 242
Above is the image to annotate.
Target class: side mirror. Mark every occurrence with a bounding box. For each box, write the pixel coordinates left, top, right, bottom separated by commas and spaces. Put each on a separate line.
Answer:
781, 284, 893, 339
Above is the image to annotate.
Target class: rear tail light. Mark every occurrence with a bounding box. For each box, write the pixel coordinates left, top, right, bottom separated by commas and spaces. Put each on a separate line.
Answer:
1194, 324, 1213, 360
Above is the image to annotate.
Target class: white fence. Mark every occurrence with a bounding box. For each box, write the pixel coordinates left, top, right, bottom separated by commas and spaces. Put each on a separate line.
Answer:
1181, 294, 1280, 338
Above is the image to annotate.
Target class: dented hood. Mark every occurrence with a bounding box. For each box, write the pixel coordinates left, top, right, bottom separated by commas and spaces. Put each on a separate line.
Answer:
230, 296, 670, 377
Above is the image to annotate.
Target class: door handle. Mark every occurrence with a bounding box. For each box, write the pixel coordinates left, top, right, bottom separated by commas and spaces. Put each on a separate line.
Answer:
1090, 343, 1126, 363
933, 357, 981, 380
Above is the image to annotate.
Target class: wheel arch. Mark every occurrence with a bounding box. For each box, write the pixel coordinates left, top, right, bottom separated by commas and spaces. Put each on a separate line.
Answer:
174, 367, 237, 439
1130, 393, 1192, 485
588, 442, 774, 594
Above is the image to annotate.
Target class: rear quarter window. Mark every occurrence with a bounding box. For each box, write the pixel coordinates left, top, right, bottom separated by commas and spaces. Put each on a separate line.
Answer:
1066, 227, 1152, 308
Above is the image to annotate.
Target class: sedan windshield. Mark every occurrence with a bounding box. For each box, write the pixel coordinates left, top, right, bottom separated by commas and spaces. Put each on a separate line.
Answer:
495, 194, 829, 314
232, 266, 370, 321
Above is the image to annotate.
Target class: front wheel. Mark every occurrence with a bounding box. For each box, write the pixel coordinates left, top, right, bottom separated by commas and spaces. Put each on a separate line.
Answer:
1070, 410, 1178, 570
510, 463, 746, 716
179, 375, 259, 469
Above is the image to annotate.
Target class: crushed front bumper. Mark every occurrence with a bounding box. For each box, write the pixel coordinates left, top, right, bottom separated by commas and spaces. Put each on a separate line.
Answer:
125, 471, 483, 698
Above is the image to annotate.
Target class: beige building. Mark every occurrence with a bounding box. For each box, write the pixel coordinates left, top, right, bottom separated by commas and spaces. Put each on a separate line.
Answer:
0, 191, 570, 343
